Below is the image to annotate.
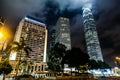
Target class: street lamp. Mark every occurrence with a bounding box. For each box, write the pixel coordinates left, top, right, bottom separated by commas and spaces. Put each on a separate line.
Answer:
0, 26, 11, 51
115, 56, 120, 68
0, 31, 5, 61
0, 27, 9, 61
0, 32, 3, 38
116, 57, 120, 61
0, 30, 5, 50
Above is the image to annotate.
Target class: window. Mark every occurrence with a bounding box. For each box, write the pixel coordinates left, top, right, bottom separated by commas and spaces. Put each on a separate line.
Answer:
61, 24, 67, 26
62, 33, 68, 38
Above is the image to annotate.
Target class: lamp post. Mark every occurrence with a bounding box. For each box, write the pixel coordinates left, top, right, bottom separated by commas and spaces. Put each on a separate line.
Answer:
115, 56, 120, 67
115, 57, 120, 61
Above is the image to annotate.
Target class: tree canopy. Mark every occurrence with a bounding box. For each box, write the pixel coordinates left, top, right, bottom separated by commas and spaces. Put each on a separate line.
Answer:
88, 59, 111, 70
62, 47, 89, 68
10, 37, 32, 57
9, 37, 32, 76
0, 59, 13, 75
47, 43, 66, 72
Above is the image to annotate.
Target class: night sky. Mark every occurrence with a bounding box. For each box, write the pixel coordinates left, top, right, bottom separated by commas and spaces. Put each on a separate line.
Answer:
0, 0, 120, 67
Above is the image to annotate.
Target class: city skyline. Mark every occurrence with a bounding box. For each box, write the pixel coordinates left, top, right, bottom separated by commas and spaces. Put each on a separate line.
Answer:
0, 0, 120, 67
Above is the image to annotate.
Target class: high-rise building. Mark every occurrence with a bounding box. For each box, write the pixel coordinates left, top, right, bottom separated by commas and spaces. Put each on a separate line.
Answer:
50, 29, 56, 48
9, 16, 48, 74
82, 8, 103, 61
55, 17, 71, 50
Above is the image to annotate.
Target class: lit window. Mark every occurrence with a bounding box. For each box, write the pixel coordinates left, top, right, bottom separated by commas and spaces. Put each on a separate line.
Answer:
62, 33, 68, 38
61, 24, 67, 26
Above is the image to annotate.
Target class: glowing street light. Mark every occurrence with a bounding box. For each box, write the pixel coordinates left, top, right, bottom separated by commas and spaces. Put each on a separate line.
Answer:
0, 27, 10, 51
116, 57, 120, 59
0, 32, 3, 38
0, 31, 3, 62
115, 56, 120, 68
116, 57, 120, 61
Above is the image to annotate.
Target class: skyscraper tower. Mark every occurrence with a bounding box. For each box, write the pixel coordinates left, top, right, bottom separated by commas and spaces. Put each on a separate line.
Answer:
50, 29, 56, 48
9, 16, 48, 74
55, 17, 71, 50
82, 8, 103, 61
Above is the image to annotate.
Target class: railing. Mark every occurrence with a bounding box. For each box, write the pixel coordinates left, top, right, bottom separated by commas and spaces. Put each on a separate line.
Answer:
44, 76, 120, 80
45, 76, 94, 80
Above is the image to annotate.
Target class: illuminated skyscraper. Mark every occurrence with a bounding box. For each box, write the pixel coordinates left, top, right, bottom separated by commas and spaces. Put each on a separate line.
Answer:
82, 8, 103, 61
9, 17, 48, 74
55, 17, 71, 50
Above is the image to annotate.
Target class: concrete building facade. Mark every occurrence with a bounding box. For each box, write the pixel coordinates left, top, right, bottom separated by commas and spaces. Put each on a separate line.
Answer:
9, 16, 48, 75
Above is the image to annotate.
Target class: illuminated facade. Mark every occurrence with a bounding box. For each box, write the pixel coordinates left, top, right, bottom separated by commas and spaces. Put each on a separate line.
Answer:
82, 8, 103, 61
10, 17, 48, 74
55, 17, 71, 50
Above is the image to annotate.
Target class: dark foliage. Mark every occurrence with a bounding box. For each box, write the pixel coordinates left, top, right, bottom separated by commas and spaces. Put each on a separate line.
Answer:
47, 43, 66, 71
88, 59, 111, 70
62, 47, 89, 68
0, 59, 13, 75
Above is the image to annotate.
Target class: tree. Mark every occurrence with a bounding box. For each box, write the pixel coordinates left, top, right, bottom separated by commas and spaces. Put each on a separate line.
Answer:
19, 60, 28, 74
0, 59, 13, 80
88, 60, 111, 70
88, 59, 111, 76
62, 47, 89, 70
10, 37, 32, 76
0, 45, 13, 80
88, 59, 99, 70
47, 43, 66, 72
97, 61, 111, 69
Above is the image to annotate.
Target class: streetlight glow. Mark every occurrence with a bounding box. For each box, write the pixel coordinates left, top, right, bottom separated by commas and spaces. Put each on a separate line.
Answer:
0, 32, 3, 38
116, 56, 120, 61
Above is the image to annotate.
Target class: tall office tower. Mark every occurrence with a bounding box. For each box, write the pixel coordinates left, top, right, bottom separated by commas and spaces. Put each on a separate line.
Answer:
50, 29, 56, 48
9, 17, 48, 74
82, 7, 103, 61
55, 17, 71, 50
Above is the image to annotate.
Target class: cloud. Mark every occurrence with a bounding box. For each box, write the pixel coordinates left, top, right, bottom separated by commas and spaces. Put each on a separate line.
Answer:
2, 0, 47, 17
51, 0, 95, 11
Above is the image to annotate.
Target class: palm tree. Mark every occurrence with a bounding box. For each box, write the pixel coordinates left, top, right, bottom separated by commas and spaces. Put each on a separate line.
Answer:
0, 59, 13, 80
0, 46, 13, 80
10, 37, 32, 76
19, 60, 28, 74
